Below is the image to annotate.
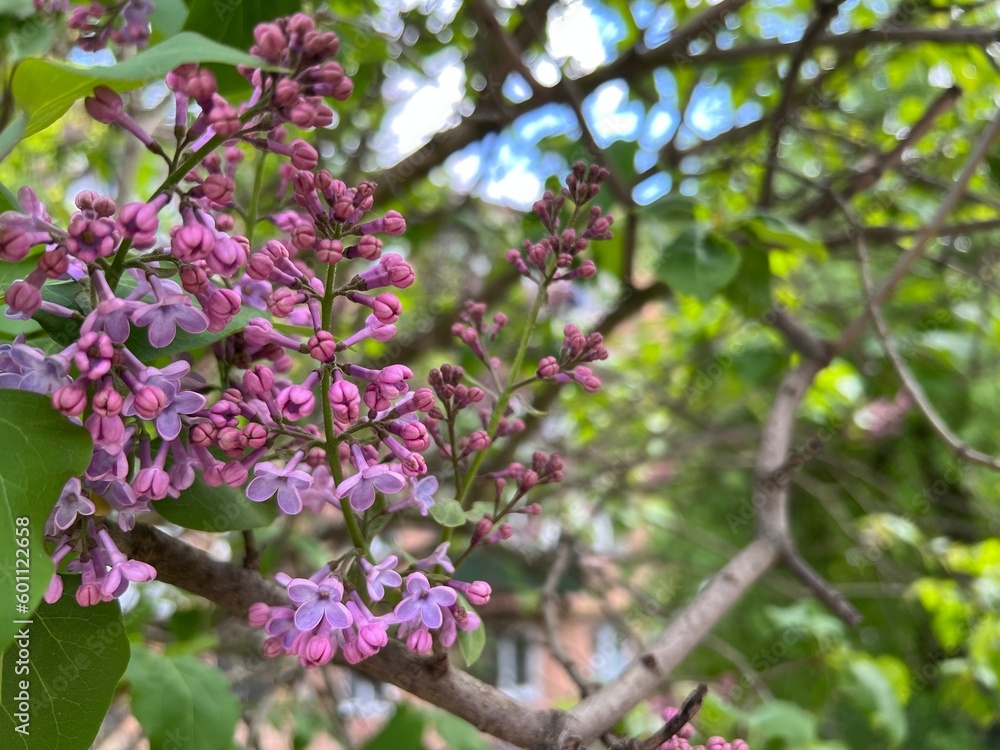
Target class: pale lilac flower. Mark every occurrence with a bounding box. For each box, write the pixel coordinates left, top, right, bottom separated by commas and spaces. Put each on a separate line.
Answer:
287, 575, 352, 630
394, 572, 457, 629
7, 342, 70, 394
154, 390, 206, 441
132, 293, 209, 347
246, 452, 313, 514
414, 542, 455, 574
45, 478, 95, 535
335, 462, 406, 512
359, 555, 402, 601
97, 528, 156, 597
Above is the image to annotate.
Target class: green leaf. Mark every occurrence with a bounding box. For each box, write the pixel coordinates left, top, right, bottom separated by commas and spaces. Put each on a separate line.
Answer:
747, 700, 818, 746
125, 303, 255, 363
360, 703, 427, 750
0, 112, 26, 163
0, 576, 130, 750
0, 180, 19, 213
12, 32, 264, 136
0, 390, 92, 652
154, 479, 276, 532
429, 500, 466, 528
430, 710, 491, 750
149, 0, 189, 44
653, 225, 741, 300
126, 644, 241, 750
744, 212, 827, 259
183, 0, 299, 94
843, 659, 908, 746
464, 500, 494, 524
722, 239, 772, 317
457, 618, 486, 667
32, 280, 87, 347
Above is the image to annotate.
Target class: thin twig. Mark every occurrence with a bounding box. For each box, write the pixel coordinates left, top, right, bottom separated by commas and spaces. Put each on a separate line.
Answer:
847, 198, 1000, 471
833, 108, 1000, 353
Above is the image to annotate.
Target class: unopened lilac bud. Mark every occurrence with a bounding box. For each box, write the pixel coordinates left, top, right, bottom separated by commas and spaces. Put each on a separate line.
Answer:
180, 265, 209, 294
308, 330, 337, 362
537, 356, 559, 379
5, 281, 41, 316
209, 98, 241, 137
190, 422, 217, 447
472, 517, 493, 544
467, 430, 490, 452
217, 426, 245, 452
243, 422, 268, 449
315, 238, 342, 263
84, 86, 124, 123
247, 252, 274, 280
53, 382, 88, 417
133, 385, 167, 419
243, 364, 275, 394
203, 174, 235, 204
221, 460, 248, 487
187, 69, 217, 104
290, 140, 318, 170
248, 602, 271, 627
406, 629, 432, 654
38, 247, 69, 278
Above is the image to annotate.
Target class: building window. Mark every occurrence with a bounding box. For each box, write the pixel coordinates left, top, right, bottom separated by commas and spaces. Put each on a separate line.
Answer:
590, 623, 631, 682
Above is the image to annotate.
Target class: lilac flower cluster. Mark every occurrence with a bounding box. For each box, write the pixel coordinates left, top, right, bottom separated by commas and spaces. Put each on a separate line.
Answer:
657, 706, 750, 750
0, 13, 614, 667
52, 0, 157, 51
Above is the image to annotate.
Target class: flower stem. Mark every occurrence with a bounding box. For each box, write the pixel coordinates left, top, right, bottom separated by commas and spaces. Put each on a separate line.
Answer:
322, 367, 370, 559
454, 280, 547, 511
246, 150, 267, 245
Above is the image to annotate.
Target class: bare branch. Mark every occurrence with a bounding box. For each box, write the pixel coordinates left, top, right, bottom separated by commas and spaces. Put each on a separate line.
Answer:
833, 108, 1000, 353
760, 0, 846, 207
850, 210, 1000, 472
780, 546, 863, 626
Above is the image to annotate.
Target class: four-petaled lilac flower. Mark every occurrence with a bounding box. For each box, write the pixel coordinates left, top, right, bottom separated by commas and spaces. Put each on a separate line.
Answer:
335, 444, 406, 512
407, 475, 437, 515
6, 342, 70, 394
394, 572, 457, 629
46, 478, 95, 536
335, 463, 406, 512
414, 542, 455, 574
132, 292, 209, 347
247, 452, 313, 514
287, 575, 352, 631
97, 529, 156, 597
154, 390, 206, 440
359, 555, 402, 601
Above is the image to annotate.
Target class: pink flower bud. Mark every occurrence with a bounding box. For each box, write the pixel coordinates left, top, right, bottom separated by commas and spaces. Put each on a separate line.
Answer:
248, 602, 271, 627
243, 364, 275, 395
307, 330, 337, 362
84, 86, 124, 123
52, 382, 88, 417
133, 385, 168, 419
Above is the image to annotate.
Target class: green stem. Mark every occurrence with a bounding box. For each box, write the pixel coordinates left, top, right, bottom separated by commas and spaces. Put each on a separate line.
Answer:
246, 150, 267, 245
323, 367, 369, 558
105, 237, 133, 291
454, 280, 547, 511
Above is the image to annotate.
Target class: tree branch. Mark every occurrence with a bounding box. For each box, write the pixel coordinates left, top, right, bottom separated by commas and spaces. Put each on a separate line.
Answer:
760, 0, 846, 207
833, 107, 1000, 353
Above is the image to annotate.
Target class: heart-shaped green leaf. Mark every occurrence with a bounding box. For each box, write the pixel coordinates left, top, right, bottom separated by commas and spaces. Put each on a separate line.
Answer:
0, 576, 129, 750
